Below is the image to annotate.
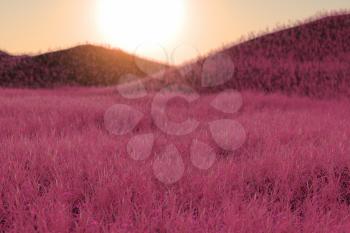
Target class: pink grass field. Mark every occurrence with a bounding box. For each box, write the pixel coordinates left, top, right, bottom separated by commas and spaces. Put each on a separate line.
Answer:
1, 87, 350, 232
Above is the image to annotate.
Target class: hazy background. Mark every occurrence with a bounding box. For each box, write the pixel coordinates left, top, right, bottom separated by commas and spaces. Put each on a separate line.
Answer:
0, 0, 349, 64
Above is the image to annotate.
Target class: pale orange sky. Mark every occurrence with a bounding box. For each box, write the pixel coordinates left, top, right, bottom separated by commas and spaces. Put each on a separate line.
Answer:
0, 0, 349, 64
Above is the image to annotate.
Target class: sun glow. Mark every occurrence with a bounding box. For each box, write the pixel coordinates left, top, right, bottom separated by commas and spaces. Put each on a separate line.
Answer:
97, 0, 185, 56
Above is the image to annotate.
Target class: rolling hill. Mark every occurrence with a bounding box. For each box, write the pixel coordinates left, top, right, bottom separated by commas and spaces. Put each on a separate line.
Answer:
225, 13, 350, 97
170, 13, 350, 98
0, 51, 9, 59
0, 45, 166, 87
1, 13, 350, 98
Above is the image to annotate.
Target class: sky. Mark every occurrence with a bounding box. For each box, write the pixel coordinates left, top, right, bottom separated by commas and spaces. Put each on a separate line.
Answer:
0, 0, 349, 64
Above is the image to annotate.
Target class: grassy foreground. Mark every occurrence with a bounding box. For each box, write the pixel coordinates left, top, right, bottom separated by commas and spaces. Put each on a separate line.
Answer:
0, 87, 350, 232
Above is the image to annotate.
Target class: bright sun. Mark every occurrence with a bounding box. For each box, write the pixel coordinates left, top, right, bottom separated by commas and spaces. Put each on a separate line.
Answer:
97, 0, 185, 54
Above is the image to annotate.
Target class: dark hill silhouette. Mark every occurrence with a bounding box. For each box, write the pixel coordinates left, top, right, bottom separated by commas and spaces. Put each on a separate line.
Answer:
171, 13, 350, 98
227, 14, 350, 61
0, 51, 10, 59
0, 45, 166, 87
223, 13, 350, 98
1, 13, 350, 97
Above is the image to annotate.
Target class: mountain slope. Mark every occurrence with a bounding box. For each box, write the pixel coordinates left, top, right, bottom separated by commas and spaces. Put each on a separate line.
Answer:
227, 13, 350, 61
1, 13, 350, 96
0, 45, 166, 87
173, 13, 350, 98
0, 51, 10, 59
228, 13, 350, 97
